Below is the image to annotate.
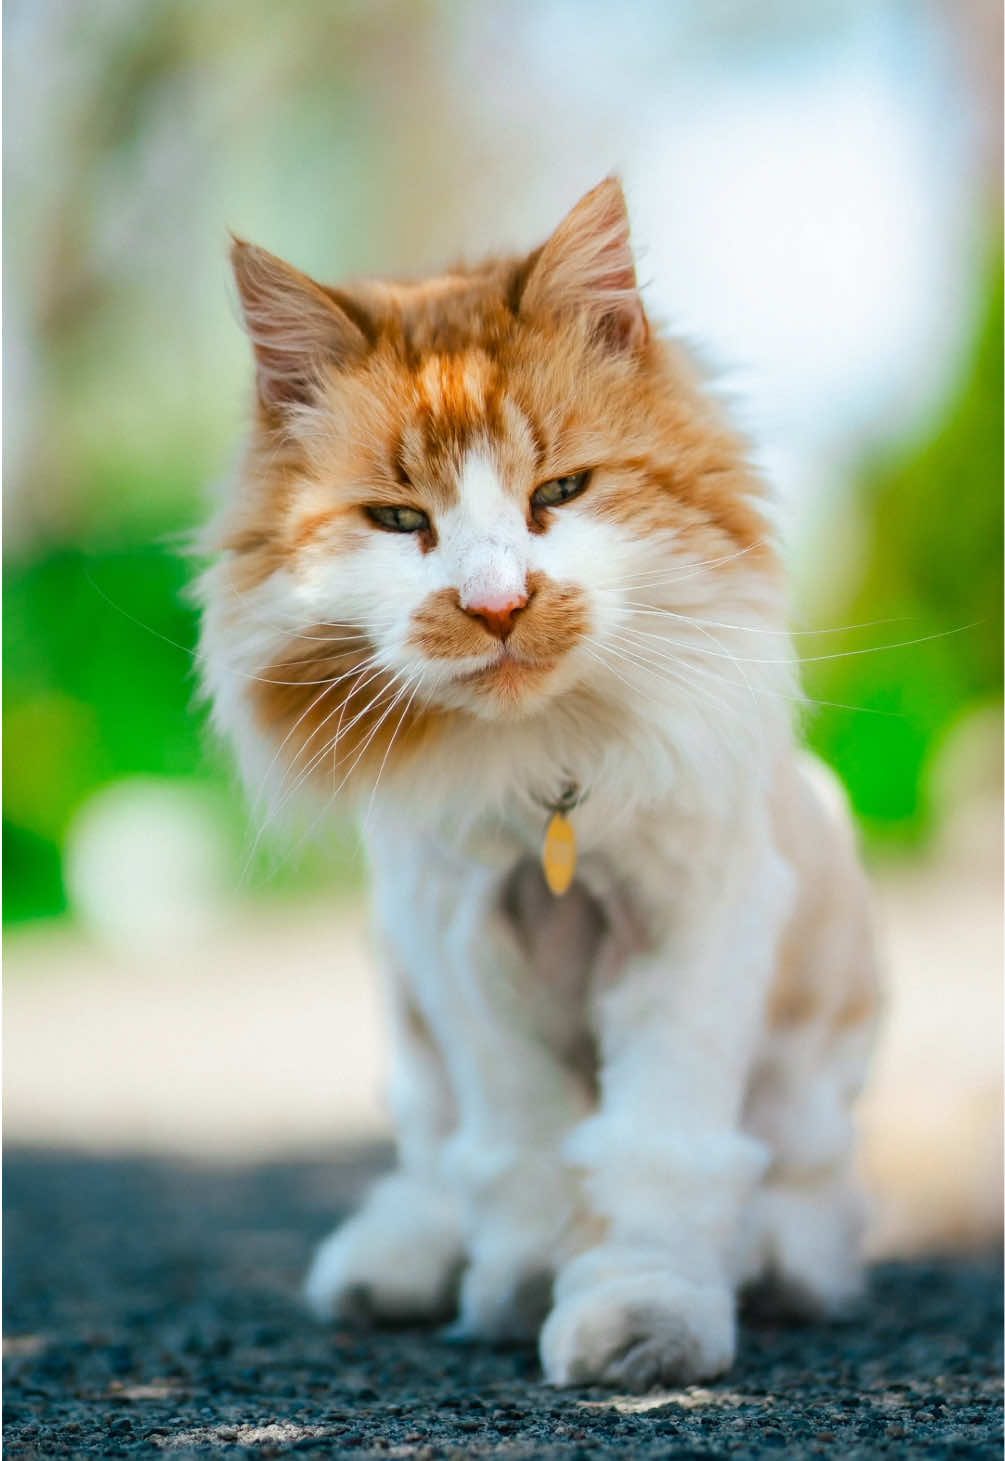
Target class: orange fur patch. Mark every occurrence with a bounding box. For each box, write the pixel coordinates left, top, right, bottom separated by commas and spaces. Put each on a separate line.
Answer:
767, 916, 878, 1035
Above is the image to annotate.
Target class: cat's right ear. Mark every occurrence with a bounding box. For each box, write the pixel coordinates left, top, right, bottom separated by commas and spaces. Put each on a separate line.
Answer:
517, 177, 648, 353
229, 238, 369, 410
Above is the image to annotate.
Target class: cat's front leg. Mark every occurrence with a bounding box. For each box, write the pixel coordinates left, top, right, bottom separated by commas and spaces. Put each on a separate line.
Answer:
431, 871, 596, 1342
305, 959, 466, 1325
541, 838, 793, 1390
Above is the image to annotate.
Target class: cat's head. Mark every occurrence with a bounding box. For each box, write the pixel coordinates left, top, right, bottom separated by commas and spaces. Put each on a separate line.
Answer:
200, 179, 779, 807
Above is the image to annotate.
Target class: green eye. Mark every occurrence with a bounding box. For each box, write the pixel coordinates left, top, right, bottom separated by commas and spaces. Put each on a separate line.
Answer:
531, 470, 591, 511
366, 504, 430, 534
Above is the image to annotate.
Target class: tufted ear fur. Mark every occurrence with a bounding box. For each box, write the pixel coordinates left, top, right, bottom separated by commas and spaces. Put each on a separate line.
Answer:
519, 177, 648, 352
229, 238, 370, 409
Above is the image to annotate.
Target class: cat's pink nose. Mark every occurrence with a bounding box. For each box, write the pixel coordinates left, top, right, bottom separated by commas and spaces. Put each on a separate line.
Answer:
464, 591, 528, 641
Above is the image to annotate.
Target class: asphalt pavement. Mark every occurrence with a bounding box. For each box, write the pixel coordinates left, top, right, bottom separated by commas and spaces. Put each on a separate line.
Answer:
4, 1146, 1002, 1460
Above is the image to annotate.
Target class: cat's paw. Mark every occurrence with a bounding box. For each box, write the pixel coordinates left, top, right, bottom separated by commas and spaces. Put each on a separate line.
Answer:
450, 1248, 554, 1344
742, 1176, 866, 1321
540, 1272, 735, 1391
305, 1177, 464, 1325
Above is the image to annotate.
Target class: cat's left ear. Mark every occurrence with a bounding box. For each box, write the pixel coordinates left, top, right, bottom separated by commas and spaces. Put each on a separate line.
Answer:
518, 177, 648, 352
229, 237, 370, 410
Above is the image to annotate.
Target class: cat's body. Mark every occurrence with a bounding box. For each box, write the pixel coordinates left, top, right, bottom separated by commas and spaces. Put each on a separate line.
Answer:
199, 179, 878, 1390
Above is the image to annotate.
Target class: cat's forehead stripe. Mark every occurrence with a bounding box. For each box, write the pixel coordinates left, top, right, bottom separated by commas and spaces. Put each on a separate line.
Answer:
416, 352, 491, 413
408, 351, 500, 492
397, 350, 543, 507
500, 395, 546, 475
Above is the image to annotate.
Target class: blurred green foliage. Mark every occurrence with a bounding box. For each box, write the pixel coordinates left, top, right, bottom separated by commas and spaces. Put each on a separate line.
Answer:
5, 544, 203, 919
804, 247, 1003, 846
3, 539, 364, 923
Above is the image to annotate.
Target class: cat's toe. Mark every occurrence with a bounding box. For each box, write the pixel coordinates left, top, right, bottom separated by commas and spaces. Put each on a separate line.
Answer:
540, 1274, 735, 1391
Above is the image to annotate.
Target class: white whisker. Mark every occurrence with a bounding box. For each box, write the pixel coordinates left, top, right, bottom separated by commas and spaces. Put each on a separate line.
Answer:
279, 669, 423, 871
596, 631, 750, 727
581, 636, 751, 763
613, 618, 974, 667
610, 624, 902, 718
363, 674, 426, 831
240, 660, 400, 882
247, 650, 386, 823
599, 540, 766, 590
276, 662, 407, 817
609, 595, 912, 640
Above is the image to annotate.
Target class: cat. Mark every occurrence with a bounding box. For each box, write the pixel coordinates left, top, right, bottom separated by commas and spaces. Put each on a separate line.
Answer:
198, 177, 879, 1391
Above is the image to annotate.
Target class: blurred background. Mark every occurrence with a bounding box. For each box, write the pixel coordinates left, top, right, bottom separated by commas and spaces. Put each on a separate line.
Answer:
4, 1, 1002, 1256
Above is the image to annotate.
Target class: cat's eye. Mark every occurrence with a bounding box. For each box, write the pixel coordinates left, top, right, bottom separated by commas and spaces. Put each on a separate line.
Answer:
531, 470, 591, 511
365, 504, 431, 534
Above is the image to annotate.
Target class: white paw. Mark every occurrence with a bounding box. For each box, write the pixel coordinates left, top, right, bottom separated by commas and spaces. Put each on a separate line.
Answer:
305, 1175, 464, 1324
540, 1270, 735, 1391
451, 1247, 555, 1343
742, 1177, 866, 1319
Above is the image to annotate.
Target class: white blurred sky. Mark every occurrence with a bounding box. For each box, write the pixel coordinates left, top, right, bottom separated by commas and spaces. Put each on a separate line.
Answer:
444, 1, 987, 542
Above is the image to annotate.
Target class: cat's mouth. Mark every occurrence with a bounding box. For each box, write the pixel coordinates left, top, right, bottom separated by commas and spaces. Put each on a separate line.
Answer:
448, 645, 560, 704
420, 609, 589, 717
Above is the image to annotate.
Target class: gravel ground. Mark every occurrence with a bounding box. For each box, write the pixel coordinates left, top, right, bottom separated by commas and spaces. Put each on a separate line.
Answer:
4, 1146, 1002, 1460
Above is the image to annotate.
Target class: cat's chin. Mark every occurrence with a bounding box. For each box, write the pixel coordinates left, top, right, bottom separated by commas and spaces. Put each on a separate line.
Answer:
437, 650, 567, 721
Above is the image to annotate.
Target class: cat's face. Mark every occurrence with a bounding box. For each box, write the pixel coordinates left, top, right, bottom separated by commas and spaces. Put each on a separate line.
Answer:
204, 180, 775, 799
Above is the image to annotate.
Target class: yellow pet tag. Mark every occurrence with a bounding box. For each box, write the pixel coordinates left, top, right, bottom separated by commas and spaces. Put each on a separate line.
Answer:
542, 810, 577, 896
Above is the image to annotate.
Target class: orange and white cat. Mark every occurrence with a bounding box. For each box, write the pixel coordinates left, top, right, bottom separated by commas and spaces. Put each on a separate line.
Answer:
198, 179, 878, 1390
